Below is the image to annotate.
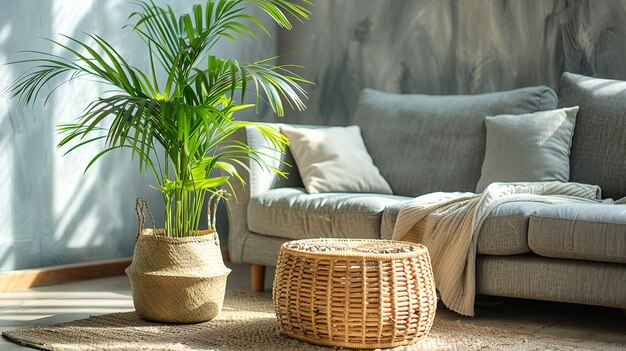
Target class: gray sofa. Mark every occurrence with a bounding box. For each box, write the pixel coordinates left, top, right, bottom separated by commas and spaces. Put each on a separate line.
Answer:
224, 72, 626, 310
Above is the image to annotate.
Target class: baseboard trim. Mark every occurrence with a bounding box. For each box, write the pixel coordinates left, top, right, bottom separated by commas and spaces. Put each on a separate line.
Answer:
0, 258, 132, 292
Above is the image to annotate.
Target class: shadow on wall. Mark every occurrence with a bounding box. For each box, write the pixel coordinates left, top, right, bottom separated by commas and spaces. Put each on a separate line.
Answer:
0, 0, 165, 272
277, 0, 626, 125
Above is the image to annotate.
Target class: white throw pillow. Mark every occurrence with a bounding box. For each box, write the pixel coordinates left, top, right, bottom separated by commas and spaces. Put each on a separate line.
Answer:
476, 106, 579, 193
281, 125, 393, 194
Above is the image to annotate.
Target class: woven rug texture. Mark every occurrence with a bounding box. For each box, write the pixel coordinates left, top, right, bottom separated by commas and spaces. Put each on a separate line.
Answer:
2, 292, 623, 351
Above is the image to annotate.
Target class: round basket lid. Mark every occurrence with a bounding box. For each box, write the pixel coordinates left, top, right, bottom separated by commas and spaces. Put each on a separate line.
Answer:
282, 238, 427, 259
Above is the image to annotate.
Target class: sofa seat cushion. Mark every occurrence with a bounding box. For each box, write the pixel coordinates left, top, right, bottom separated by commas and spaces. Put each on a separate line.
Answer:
382, 201, 550, 255
248, 188, 411, 240
528, 204, 626, 264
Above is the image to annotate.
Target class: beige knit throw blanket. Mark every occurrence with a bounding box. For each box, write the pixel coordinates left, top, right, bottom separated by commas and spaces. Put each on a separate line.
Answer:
391, 181, 610, 317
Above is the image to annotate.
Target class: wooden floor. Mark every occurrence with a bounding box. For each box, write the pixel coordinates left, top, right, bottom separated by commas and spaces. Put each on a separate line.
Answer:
0, 262, 624, 350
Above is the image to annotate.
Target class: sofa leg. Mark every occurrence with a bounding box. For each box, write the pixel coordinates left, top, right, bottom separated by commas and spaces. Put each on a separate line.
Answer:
251, 264, 266, 292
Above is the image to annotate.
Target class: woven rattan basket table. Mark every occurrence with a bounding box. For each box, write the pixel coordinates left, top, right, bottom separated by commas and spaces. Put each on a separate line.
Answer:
273, 238, 437, 349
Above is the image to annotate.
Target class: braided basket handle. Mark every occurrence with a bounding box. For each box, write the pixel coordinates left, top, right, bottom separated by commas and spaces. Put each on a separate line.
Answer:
207, 190, 229, 232
136, 197, 156, 240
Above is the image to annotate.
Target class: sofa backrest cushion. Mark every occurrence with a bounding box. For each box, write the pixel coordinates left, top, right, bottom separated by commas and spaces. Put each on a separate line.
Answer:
352, 87, 558, 196
558, 72, 626, 200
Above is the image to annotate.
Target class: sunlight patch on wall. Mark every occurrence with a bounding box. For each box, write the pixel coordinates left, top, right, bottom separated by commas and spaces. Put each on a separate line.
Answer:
64, 207, 99, 249
0, 23, 14, 251
0, 22, 13, 151
52, 0, 93, 55
0, 24, 11, 43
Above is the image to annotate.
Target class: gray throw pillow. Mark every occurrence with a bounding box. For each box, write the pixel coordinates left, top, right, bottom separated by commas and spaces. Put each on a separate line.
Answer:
281, 125, 393, 194
476, 107, 579, 193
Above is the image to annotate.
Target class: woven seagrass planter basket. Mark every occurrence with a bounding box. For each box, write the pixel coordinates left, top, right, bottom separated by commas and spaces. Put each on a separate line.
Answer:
273, 238, 437, 349
126, 228, 231, 323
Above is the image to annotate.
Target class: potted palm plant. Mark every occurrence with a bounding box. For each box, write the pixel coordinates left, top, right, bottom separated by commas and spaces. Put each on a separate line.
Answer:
7, 0, 310, 323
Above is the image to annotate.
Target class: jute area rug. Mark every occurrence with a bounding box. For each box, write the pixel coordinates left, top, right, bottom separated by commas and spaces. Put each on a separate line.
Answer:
2, 292, 623, 351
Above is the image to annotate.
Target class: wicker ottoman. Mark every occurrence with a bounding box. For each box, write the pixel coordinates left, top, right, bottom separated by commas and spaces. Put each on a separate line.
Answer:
273, 238, 437, 349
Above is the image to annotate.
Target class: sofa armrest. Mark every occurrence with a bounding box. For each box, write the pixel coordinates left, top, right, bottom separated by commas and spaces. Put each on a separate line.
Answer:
222, 123, 301, 263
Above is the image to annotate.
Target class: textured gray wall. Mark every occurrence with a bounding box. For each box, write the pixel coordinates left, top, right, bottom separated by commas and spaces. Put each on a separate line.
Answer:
5, 0, 626, 271
0, 0, 275, 271
277, 0, 626, 125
